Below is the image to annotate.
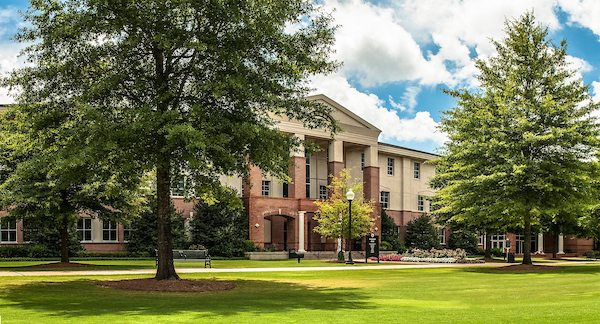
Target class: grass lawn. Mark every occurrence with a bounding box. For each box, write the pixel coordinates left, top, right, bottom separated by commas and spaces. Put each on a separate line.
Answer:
0, 263, 599, 323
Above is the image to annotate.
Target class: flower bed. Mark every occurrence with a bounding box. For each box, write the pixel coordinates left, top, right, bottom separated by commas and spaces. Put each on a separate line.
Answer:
376, 248, 469, 263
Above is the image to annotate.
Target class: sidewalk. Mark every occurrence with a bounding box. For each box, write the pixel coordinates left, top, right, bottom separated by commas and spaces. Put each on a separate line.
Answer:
0, 262, 516, 277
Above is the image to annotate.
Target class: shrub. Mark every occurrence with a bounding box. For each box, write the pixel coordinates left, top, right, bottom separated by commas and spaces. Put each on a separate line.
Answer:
381, 209, 403, 251
405, 215, 441, 250
244, 240, 255, 252
380, 241, 393, 251
26, 245, 54, 258
447, 230, 478, 254
0, 245, 28, 258
491, 248, 504, 257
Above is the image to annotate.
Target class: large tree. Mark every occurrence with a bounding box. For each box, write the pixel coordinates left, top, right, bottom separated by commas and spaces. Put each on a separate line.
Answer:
0, 107, 141, 263
5, 0, 338, 279
430, 12, 600, 265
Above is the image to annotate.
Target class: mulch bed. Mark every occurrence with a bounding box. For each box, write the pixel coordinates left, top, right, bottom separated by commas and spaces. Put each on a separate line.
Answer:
96, 278, 237, 292
494, 264, 565, 271
23, 262, 102, 269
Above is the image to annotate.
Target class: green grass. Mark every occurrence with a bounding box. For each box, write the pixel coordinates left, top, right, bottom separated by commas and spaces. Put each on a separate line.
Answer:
1, 264, 600, 323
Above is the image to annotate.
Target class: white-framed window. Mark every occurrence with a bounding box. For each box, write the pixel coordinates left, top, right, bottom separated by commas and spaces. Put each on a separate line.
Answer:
387, 158, 394, 175
171, 178, 186, 197
491, 234, 505, 249
123, 222, 134, 243
319, 185, 327, 200
418, 196, 424, 212
77, 218, 92, 242
361, 153, 365, 171
103, 221, 118, 241
0, 220, 17, 243
414, 162, 420, 179
478, 232, 484, 245
306, 151, 311, 198
262, 180, 270, 197
439, 227, 446, 244
380, 191, 390, 209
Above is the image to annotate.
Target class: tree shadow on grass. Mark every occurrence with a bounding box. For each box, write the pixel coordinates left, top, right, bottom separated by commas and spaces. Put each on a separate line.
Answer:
3, 278, 373, 319
459, 264, 600, 275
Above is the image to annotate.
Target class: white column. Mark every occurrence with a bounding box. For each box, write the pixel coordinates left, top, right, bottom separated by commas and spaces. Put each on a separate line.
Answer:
298, 211, 306, 253
537, 233, 544, 254
557, 233, 565, 254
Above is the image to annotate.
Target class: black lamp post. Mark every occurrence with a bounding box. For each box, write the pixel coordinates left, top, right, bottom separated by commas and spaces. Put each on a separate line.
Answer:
346, 188, 355, 265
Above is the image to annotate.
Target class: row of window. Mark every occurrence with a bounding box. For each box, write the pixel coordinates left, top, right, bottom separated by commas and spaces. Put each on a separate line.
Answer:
385, 159, 420, 179
0, 220, 130, 243
380, 191, 425, 212
262, 180, 328, 200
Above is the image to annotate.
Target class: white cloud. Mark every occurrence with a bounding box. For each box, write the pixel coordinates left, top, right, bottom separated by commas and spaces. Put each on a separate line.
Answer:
310, 74, 447, 144
592, 81, 600, 103
558, 0, 600, 38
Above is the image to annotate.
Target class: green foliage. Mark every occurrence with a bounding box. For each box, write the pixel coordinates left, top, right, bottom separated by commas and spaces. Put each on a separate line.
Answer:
430, 12, 600, 264
447, 230, 478, 254
244, 240, 255, 252
189, 192, 248, 258
313, 169, 376, 240
380, 209, 402, 251
126, 195, 187, 257
6, 0, 339, 278
21, 215, 82, 257
380, 241, 393, 251
405, 215, 441, 250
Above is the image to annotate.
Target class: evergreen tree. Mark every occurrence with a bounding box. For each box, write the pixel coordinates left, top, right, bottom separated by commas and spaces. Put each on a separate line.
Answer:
380, 209, 403, 252
190, 191, 247, 258
430, 12, 600, 264
6, 0, 338, 279
126, 194, 187, 257
405, 215, 440, 250
446, 230, 478, 254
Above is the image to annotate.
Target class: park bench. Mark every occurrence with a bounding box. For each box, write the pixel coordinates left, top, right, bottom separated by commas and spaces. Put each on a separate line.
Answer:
289, 249, 304, 263
155, 249, 212, 268
585, 251, 598, 261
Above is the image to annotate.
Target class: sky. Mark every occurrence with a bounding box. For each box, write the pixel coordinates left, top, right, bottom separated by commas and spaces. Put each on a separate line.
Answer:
0, 1, 599, 155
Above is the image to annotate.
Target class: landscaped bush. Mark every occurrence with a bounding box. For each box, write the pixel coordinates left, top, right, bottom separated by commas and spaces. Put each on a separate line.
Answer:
405, 215, 441, 250
378, 254, 403, 261
380, 241, 393, 251
244, 240, 255, 252
447, 230, 478, 254
0, 245, 29, 258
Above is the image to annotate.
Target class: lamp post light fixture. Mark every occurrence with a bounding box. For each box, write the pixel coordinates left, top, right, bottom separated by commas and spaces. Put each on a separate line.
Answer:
346, 188, 355, 265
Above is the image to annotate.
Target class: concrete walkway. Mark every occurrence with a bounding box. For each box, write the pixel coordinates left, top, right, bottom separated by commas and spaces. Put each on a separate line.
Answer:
0, 261, 547, 277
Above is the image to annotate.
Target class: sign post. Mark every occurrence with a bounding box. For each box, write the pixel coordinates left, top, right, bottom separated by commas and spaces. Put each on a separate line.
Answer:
365, 234, 379, 263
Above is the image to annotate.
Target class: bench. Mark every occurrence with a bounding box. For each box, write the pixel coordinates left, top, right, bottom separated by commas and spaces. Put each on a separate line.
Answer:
289, 249, 305, 263
585, 251, 598, 261
155, 249, 212, 268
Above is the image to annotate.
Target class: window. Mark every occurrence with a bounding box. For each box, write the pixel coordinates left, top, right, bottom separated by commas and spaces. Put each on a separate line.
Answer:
491, 234, 505, 249
478, 232, 484, 245
387, 158, 394, 175
439, 228, 446, 245
380, 191, 389, 209
319, 185, 327, 200
262, 180, 270, 197
306, 151, 311, 198
123, 222, 134, 243
361, 153, 365, 171
418, 196, 424, 212
282, 182, 289, 198
103, 221, 118, 241
0, 221, 17, 243
414, 162, 420, 179
77, 218, 92, 242
171, 179, 185, 197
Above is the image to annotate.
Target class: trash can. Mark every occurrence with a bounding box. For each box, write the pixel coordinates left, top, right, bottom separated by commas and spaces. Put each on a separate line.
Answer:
507, 253, 515, 263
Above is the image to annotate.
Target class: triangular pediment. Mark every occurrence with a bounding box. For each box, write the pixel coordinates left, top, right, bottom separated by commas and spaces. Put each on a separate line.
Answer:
306, 94, 380, 132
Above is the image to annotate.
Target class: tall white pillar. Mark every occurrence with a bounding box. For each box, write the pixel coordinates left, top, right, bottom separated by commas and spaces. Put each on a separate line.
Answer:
557, 233, 565, 254
298, 211, 306, 253
537, 233, 544, 254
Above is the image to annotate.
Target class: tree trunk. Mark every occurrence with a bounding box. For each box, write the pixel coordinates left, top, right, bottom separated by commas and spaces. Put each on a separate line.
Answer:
522, 214, 532, 265
155, 164, 179, 280
552, 234, 557, 259
60, 218, 69, 263
484, 228, 492, 260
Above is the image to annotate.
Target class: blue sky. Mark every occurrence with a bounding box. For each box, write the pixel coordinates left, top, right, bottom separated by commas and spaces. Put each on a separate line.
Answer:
0, 1, 599, 155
